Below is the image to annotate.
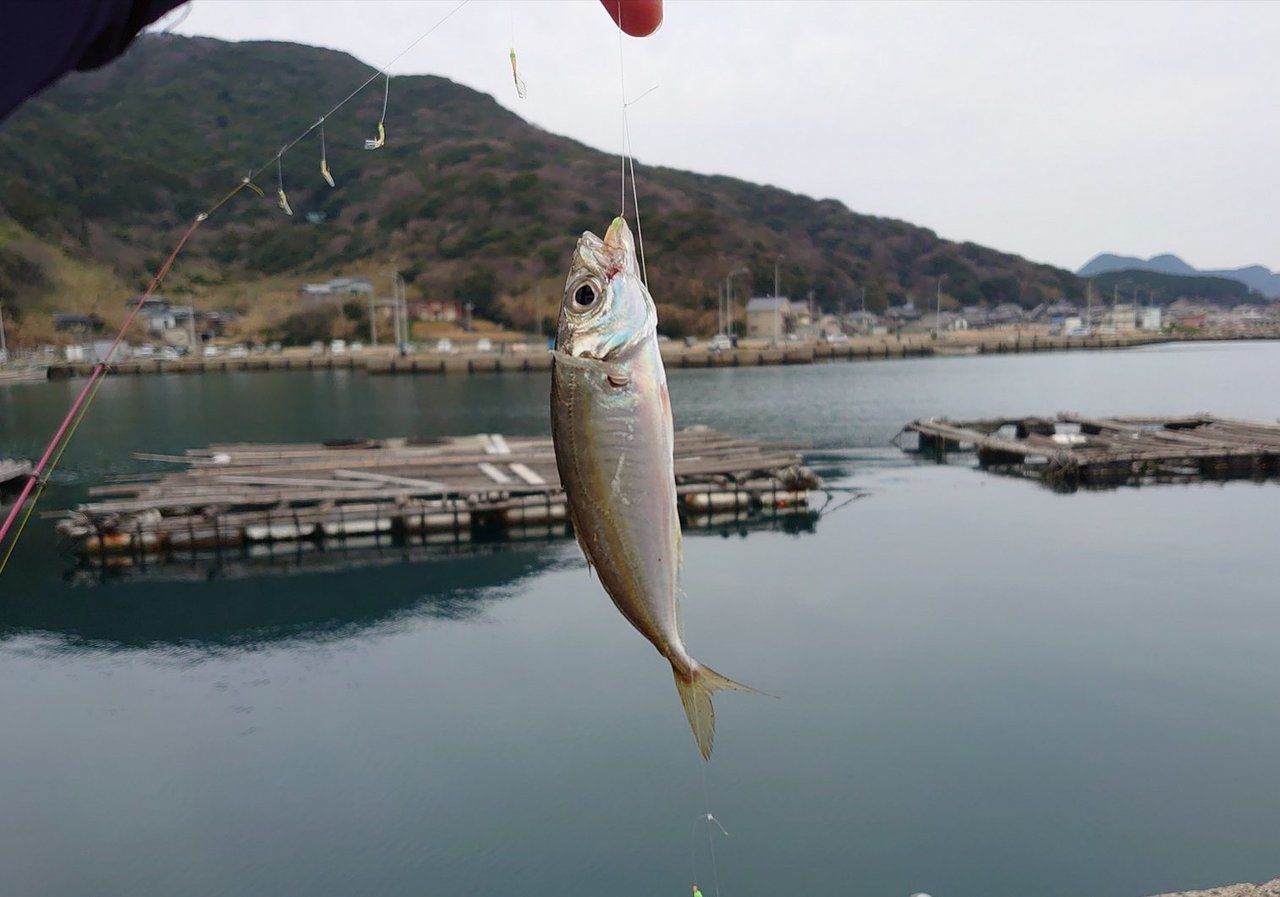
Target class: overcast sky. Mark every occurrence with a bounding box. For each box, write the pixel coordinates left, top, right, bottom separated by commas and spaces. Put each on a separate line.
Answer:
165, 0, 1280, 274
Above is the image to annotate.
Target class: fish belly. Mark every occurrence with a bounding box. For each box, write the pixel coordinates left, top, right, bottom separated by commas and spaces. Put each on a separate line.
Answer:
550, 340, 682, 657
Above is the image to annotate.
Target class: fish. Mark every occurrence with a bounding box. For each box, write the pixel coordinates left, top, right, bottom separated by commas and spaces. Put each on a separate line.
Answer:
550, 216, 754, 760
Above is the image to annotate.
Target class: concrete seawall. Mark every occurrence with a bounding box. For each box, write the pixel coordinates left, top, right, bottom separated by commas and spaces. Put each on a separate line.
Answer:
44, 333, 1269, 379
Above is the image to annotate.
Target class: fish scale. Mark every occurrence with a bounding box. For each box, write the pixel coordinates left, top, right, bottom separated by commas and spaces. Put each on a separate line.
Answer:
549, 217, 755, 761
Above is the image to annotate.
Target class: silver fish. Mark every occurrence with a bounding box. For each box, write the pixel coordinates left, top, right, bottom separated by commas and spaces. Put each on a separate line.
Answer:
550, 216, 753, 760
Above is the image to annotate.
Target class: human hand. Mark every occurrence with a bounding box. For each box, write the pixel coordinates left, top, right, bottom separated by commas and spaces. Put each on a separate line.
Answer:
598, 0, 663, 37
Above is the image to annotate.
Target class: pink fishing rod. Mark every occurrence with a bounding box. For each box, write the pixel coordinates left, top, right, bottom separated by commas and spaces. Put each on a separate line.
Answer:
0, 218, 203, 565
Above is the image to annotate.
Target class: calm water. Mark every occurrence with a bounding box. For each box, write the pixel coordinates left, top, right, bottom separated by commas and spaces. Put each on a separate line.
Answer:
1, 342, 1279, 897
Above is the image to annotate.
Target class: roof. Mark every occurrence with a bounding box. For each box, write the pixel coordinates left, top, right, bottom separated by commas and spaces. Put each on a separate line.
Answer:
744, 296, 791, 313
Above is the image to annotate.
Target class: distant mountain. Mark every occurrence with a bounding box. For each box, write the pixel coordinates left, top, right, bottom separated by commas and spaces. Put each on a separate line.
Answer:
0, 33, 1082, 340
1089, 269, 1252, 306
1079, 253, 1280, 299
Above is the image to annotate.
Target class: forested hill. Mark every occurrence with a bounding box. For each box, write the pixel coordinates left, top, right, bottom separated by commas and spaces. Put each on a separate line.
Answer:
0, 33, 1081, 335
1080, 253, 1280, 299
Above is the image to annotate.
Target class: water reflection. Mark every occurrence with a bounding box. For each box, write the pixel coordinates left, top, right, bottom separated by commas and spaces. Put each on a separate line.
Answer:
2, 542, 568, 654
4, 503, 828, 653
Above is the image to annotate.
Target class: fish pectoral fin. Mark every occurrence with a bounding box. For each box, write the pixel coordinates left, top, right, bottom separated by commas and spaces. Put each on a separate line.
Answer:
673, 661, 763, 761
550, 350, 627, 380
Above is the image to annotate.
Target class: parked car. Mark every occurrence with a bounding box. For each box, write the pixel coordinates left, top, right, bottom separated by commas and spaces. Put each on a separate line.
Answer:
435, 338, 455, 353
349, 341, 363, 353
707, 334, 732, 352
228, 345, 249, 358
203, 345, 221, 357
135, 344, 157, 358
310, 341, 326, 355
475, 338, 493, 353
159, 347, 181, 361
824, 331, 849, 345
269, 342, 283, 354
509, 342, 529, 354
330, 339, 347, 355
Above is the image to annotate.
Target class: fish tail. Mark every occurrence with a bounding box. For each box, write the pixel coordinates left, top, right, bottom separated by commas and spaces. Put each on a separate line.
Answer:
673, 660, 757, 761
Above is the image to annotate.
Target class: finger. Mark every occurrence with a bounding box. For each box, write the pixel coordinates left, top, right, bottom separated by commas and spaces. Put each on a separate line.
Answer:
598, 0, 663, 37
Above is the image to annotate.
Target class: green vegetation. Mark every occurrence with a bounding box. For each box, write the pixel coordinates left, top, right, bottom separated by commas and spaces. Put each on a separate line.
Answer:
1090, 269, 1252, 304
0, 33, 1084, 336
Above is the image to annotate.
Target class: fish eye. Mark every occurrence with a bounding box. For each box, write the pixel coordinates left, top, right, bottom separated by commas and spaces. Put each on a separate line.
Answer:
573, 282, 598, 309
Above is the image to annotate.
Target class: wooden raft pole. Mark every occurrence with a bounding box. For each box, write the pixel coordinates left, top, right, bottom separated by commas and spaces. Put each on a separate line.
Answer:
55, 428, 822, 556
898, 413, 1280, 488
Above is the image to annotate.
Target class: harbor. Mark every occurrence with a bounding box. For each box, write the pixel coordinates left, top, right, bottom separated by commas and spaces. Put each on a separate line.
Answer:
38, 330, 1199, 378
6, 339, 1280, 897
53, 428, 821, 561
900, 412, 1280, 488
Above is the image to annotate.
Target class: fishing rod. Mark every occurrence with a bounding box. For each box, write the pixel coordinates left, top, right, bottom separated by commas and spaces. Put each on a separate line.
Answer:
0, 1, 472, 575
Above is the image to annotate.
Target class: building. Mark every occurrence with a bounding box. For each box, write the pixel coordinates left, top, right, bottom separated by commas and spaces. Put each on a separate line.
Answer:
843, 310, 881, 334
1140, 307, 1162, 331
412, 299, 463, 323
884, 302, 922, 323
744, 297, 794, 341
1106, 303, 1137, 331
298, 276, 375, 307
53, 313, 103, 333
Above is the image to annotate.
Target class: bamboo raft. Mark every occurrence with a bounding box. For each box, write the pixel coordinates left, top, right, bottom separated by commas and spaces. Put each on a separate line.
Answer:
0, 458, 33, 491
899, 413, 1280, 488
54, 428, 820, 557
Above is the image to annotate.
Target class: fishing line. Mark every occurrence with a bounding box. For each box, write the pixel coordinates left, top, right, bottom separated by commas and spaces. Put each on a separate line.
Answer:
365, 73, 389, 150
246, 0, 470, 182
690, 812, 729, 897
615, 1, 649, 286
688, 694, 727, 897
319, 118, 335, 186
0, 215, 204, 568
276, 149, 293, 216
0, 0, 473, 575
0, 365, 109, 576
509, 8, 527, 99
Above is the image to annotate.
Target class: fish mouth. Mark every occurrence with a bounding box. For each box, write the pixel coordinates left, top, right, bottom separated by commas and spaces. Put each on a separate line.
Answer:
603, 217, 635, 266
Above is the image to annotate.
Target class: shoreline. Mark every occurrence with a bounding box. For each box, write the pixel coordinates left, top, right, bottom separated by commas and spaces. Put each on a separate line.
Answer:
41, 333, 1276, 379
1150, 880, 1280, 897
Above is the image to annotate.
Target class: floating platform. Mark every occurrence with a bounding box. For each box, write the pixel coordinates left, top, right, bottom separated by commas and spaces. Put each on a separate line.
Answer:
0, 458, 33, 492
898, 413, 1280, 489
54, 428, 821, 558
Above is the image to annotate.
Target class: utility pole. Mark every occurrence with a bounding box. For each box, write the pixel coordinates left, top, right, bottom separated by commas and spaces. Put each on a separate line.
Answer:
860, 285, 866, 314
726, 268, 749, 341
369, 295, 377, 347
774, 255, 784, 298
387, 270, 400, 351
1, 297, 9, 362
465, 301, 474, 333
399, 275, 409, 353
935, 274, 948, 340
717, 281, 724, 336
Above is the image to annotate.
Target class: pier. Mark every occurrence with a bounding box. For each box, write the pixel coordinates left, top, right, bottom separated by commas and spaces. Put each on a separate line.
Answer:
899, 413, 1280, 488
54, 428, 821, 560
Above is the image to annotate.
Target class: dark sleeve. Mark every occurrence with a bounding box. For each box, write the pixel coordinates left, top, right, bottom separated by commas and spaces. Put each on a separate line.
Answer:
0, 0, 187, 123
